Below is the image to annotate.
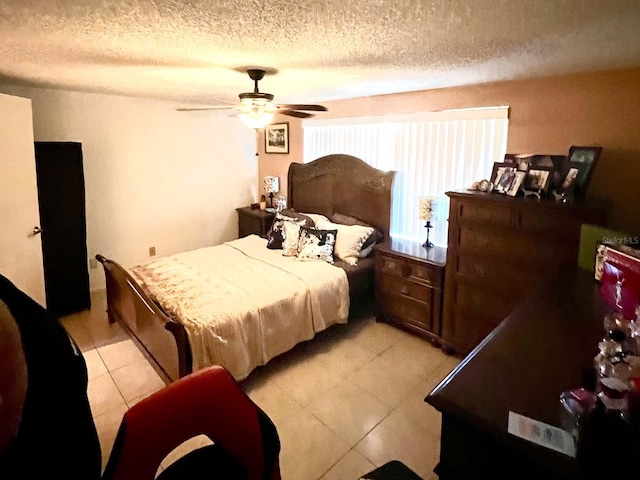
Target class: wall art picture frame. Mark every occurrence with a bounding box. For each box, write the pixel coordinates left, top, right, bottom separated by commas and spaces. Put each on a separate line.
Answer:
567, 145, 602, 197
265, 122, 289, 154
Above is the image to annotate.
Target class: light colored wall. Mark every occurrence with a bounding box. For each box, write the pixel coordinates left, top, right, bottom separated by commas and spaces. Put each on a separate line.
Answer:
259, 66, 640, 233
1, 86, 257, 291
257, 117, 303, 201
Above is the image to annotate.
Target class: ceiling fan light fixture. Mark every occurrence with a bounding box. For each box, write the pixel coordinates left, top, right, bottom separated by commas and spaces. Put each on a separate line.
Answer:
177, 68, 327, 122
238, 106, 275, 129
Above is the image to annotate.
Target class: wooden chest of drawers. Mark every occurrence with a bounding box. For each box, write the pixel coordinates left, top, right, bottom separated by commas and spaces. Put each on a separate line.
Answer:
375, 239, 446, 344
442, 190, 608, 354
236, 206, 275, 238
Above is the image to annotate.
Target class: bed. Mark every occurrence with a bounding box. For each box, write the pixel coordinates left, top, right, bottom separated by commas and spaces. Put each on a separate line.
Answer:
97, 154, 395, 382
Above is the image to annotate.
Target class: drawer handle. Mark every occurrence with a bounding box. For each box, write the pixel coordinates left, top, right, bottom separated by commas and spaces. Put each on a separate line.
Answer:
400, 286, 409, 295
472, 264, 485, 275
410, 274, 431, 285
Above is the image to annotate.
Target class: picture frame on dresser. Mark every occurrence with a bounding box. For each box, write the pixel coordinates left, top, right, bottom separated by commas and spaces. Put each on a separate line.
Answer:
567, 146, 602, 198
490, 163, 517, 194
523, 166, 553, 194
506, 171, 526, 197
559, 165, 580, 194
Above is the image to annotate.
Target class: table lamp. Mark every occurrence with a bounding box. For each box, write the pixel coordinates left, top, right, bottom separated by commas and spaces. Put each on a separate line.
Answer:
419, 196, 438, 248
263, 176, 279, 208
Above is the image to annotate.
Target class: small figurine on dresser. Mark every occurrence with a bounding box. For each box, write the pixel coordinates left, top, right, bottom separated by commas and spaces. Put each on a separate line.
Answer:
560, 308, 640, 460
593, 312, 640, 413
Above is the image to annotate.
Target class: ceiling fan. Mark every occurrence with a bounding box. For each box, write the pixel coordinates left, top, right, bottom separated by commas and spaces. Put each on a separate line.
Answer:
176, 69, 328, 128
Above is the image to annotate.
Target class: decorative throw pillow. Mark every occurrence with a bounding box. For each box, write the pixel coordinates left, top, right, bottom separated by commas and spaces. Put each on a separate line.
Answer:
279, 209, 316, 226
315, 218, 374, 266
266, 212, 314, 250
330, 212, 383, 257
296, 226, 337, 264
301, 212, 330, 225
282, 221, 303, 256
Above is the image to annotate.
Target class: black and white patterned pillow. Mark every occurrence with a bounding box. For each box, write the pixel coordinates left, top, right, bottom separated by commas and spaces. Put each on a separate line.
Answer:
296, 226, 337, 264
266, 211, 314, 250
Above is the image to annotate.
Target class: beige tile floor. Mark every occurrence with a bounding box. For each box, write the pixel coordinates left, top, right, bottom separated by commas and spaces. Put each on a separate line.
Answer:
60, 290, 460, 479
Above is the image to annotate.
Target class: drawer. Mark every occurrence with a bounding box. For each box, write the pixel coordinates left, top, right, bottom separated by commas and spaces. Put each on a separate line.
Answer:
458, 202, 511, 227
379, 274, 432, 303
378, 253, 410, 278
516, 209, 582, 239
458, 226, 575, 264
448, 311, 503, 354
456, 255, 539, 289
380, 292, 431, 330
408, 261, 442, 288
458, 227, 508, 254
239, 216, 260, 236
454, 282, 518, 320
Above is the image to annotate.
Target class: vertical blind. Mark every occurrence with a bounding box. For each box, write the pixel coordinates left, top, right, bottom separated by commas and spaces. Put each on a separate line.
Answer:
302, 107, 509, 246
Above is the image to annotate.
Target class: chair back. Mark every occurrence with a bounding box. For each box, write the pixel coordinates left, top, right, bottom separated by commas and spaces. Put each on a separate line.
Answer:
102, 366, 281, 480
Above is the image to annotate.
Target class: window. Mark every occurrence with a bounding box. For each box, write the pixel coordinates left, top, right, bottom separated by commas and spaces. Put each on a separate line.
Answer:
303, 107, 509, 246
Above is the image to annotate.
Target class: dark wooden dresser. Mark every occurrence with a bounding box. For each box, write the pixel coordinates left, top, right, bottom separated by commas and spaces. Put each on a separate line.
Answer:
426, 269, 639, 479
374, 239, 446, 344
236, 206, 275, 238
442, 190, 608, 354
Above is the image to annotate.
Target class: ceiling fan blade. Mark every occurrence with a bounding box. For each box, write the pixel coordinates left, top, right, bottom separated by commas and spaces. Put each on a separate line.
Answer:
176, 105, 237, 111
278, 110, 314, 119
278, 104, 327, 112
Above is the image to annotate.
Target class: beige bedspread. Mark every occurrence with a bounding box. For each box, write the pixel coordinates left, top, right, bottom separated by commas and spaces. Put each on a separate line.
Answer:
129, 235, 349, 380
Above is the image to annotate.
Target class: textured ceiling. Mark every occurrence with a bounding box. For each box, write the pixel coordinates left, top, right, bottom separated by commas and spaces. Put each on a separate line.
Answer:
1, 1, 640, 106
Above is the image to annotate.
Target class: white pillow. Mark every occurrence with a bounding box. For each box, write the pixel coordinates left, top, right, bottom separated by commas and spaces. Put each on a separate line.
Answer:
282, 221, 302, 256
301, 213, 330, 225
315, 219, 374, 266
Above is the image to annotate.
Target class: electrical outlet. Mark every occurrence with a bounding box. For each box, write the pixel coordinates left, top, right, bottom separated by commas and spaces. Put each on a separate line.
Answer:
149, 246, 156, 257
89, 258, 98, 269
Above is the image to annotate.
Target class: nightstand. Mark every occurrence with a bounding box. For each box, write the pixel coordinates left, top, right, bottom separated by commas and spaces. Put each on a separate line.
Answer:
374, 238, 446, 346
236, 207, 275, 238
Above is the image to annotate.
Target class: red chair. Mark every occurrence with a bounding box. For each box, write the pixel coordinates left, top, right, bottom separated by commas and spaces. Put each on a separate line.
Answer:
101, 365, 281, 480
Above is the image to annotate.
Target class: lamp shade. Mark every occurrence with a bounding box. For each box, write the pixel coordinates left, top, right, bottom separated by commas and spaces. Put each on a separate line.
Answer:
418, 196, 438, 221
264, 176, 280, 194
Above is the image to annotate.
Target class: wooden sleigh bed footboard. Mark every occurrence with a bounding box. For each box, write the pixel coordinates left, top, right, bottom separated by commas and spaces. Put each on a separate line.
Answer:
96, 254, 191, 382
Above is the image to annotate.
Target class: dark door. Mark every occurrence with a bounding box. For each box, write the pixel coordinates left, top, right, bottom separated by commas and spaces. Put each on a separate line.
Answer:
34, 142, 90, 316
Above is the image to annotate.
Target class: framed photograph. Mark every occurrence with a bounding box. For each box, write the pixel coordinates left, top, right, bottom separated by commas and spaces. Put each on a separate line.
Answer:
490, 162, 507, 185
524, 166, 553, 193
490, 163, 517, 194
264, 122, 289, 154
528, 154, 567, 188
506, 171, 526, 197
560, 165, 580, 193
567, 146, 602, 197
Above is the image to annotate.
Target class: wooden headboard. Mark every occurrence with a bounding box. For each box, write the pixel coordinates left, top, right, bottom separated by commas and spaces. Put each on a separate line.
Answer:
287, 154, 395, 239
